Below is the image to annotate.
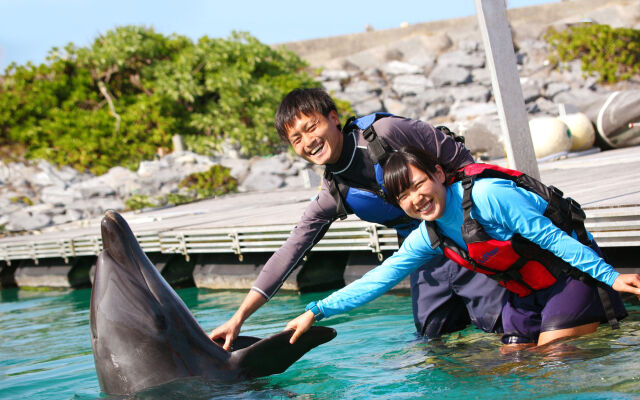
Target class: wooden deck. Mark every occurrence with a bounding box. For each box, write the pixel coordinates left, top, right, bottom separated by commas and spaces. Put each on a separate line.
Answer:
0, 145, 639, 264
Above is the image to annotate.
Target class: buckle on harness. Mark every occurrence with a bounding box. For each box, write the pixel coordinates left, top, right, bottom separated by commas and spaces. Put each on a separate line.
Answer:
567, 197, 586, 221
362, 126, 376, 142
549, 185, 564, 198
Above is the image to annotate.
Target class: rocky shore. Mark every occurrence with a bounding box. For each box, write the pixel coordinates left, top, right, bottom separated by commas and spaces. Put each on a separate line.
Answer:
1, 0, 639, 235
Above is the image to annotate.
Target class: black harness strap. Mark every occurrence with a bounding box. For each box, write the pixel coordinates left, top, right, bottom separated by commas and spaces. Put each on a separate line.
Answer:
324, 169, 348, 220
597, 286, 620, 329
362, 123, 393, 165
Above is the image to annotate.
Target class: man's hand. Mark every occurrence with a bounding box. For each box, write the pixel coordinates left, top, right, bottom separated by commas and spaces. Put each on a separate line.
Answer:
285, 310, 316, 344
209, 290, 267, 351
210, 317, 241, 351
612, 273, 640, 300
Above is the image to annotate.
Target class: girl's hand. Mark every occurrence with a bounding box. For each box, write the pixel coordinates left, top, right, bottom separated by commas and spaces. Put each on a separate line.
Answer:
285, 310, 316, 344
612, 273, 640, 299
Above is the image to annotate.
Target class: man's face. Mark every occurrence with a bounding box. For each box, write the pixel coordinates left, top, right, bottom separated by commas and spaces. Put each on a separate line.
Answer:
285, 110, 343, 165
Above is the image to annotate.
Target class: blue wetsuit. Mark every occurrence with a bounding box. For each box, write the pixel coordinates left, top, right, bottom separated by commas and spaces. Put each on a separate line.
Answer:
313, 179, 624, 334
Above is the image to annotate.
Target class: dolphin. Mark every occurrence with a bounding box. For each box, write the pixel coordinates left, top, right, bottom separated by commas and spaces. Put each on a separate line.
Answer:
90, 210, 336, 395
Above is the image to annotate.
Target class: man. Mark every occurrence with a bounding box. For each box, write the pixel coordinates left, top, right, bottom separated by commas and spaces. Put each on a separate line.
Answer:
210, 88, 507, 350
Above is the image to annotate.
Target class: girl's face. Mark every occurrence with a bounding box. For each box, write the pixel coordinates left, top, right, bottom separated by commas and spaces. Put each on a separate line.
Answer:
396, 163, 447, 221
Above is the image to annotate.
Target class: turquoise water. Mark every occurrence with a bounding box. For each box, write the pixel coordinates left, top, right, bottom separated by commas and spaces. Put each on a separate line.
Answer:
1, 287, 640, 400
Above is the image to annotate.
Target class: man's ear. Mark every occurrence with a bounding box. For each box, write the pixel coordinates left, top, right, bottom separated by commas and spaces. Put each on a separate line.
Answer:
328, 110, 340, 127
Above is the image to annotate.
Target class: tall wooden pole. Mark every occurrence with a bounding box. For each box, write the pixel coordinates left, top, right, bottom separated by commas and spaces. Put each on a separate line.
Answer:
475, 0, 540, 179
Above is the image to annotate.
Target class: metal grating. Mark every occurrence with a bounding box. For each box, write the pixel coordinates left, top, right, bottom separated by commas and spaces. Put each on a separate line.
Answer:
0, 206, 638, 264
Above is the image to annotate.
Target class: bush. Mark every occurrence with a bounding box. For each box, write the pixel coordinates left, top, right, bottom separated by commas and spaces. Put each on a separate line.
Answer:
544, 24, 640, 83
124, 194, 157, 211
178, 165, 237, 199
0, 26, 320, 174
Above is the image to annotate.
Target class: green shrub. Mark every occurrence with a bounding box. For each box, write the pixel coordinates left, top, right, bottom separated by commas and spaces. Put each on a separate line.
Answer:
544, 24, 640, 83
124, 194, 157, 210
178, 165, 237, 199
0, 27, 321, 174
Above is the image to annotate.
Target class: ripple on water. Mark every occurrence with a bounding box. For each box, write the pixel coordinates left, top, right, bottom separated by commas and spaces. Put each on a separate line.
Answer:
1, 287, 640, 399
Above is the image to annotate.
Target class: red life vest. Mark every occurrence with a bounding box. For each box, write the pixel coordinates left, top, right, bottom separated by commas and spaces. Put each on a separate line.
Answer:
425, 163, 594, 297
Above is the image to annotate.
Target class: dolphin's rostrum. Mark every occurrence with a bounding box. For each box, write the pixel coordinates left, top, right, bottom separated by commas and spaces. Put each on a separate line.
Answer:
90, 210, 336, 395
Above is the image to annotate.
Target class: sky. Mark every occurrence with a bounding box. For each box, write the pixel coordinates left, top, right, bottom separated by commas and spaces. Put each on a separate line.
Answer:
0, 0, 559, 71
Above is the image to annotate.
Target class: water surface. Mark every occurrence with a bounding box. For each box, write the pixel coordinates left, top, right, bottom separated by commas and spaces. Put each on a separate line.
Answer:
1, 287, 639, 399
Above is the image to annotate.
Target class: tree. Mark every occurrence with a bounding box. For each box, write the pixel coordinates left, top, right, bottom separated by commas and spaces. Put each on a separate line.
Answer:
0, 26, 320, 174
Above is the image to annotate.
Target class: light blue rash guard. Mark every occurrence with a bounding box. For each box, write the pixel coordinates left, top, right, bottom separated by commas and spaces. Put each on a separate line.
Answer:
316, 178, 620, 319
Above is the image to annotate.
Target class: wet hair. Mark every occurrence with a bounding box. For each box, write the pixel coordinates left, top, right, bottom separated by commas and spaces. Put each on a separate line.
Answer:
275, 88, 339, 142
383, 146, 451, 207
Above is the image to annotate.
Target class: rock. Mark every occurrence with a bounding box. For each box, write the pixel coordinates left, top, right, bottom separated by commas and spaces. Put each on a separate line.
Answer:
219, 158, 251, 182
137, 159, 170, 178
322, 80, 342, 93
40, 186, 82, 206
320, 69, 352, 81
78, 184, 116, 199
343, 79, 378, 95
381, 61, 422, 76
471, 68, 492, 85
429, 65, 472, 86
450, 101, 498, 119
300, 168, 322, 189
383, 98, 410, 116
423, 103, 450, 120
29, 170, 66, 188
459, 40, 480, 52
453, 115, 504, 160
452, 84, 491, 103
545, 82, 571, 99
52, 209, 84, 225
6, 211, 52, 231
353, 98, 384, 115
391, 75, 433, 96
250, 154, 293, 176
520, 78, 542, 103
240, 171, 285, 192
415, 89, 455, 106
534, 97, 560, 116
437, 50, 485, 69
93, 166, 140, 197
344, 47, 388, 71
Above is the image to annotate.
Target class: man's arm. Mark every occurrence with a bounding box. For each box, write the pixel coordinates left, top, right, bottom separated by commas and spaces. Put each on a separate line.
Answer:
210, 182, 339, 349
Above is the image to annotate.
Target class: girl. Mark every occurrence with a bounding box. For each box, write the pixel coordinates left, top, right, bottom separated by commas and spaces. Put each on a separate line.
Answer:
286, 146, 640, 350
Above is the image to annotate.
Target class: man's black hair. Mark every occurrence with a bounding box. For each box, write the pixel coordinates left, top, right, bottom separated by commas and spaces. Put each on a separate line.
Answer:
275, 88, 339, 141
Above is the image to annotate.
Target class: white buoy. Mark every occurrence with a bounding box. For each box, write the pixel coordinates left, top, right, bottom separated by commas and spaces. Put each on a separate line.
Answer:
559, 112, 596, 151
528, 117, 572, 159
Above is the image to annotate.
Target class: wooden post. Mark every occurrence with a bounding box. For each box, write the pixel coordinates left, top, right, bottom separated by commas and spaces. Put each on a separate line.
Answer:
475, 0, 540, 180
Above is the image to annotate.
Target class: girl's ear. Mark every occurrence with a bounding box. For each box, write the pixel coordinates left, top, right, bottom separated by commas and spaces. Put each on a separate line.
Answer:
435, 164, 446, 184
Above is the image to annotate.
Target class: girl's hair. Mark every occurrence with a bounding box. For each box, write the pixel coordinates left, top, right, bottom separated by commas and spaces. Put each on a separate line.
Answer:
383, 146, 452, 207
